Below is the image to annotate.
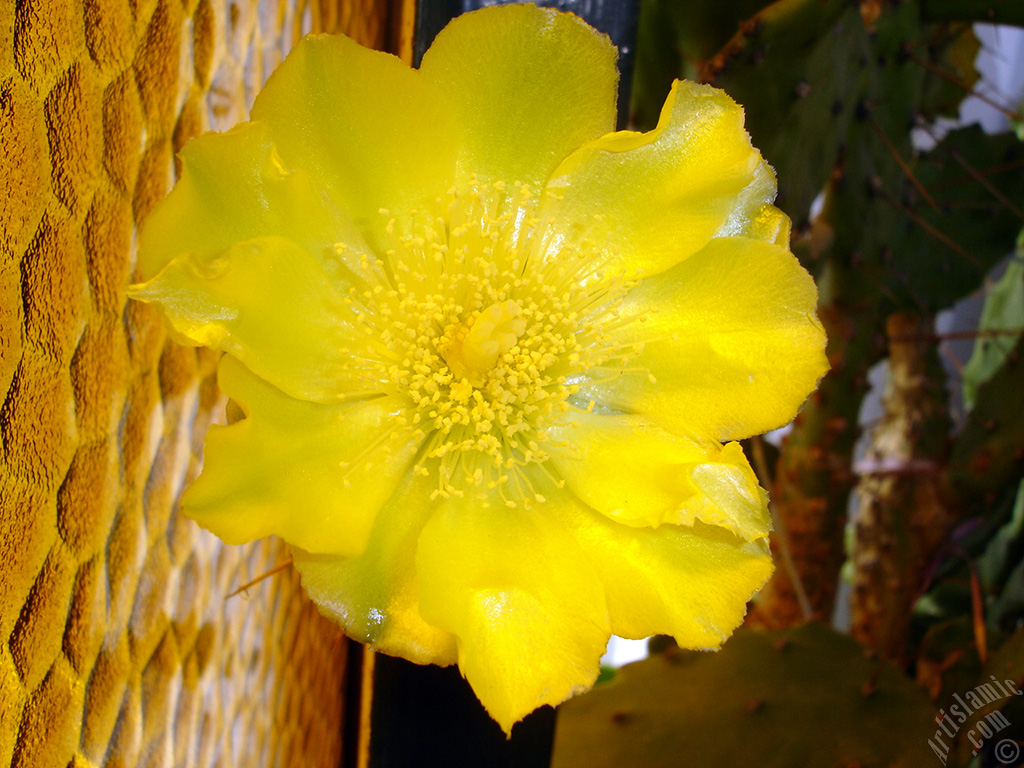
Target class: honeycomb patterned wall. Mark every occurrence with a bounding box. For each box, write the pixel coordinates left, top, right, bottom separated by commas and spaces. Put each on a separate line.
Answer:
1, 1, 388, 766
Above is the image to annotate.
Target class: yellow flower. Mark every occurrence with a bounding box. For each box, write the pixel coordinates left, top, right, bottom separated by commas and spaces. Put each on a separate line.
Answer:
129, 4, 827, 733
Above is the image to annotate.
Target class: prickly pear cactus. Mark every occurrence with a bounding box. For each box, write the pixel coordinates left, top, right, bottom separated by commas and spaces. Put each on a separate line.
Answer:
952, 629, 1024, 767
886, 126, 1024, 312
702, 0, 866, 227
553, 624, 937, 768
634, 0, 1024, 632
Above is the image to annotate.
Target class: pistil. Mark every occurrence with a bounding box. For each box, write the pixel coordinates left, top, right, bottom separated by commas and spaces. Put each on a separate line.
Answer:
444, 300, 527, 386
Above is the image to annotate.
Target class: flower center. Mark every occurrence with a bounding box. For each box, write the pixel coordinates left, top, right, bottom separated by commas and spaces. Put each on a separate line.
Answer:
336, 180, 640, 506
443, 300, 526, 386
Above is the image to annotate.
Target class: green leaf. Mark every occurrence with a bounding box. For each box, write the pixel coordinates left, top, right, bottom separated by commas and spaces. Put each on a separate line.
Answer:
984, 481, 1024, 632
951, 332, 1024, 500
977, 480, 1024, 590
963, 245, 1024, 411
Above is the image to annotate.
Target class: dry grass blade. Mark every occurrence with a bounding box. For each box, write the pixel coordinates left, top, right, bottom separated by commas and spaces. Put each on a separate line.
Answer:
227, 557, 295, 599
750, 436, 813, 621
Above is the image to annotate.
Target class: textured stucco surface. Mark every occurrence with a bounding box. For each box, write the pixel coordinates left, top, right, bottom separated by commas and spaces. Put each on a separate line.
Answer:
0, 1, 386, 765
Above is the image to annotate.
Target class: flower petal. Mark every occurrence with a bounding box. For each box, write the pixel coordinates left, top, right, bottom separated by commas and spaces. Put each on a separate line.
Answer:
547, 412, 769, 541
250, 33, 458, 244
292, 471, 459, 667
419, 3, 617, 189
137, 121, 361, 280
582, 236, 828, 441
718, 161, 791, 245
550, 495, 773, 648
183, 356, 422, 556
416, 497, 610, 734
540, 80, 780, 279
131, 236, 387, 403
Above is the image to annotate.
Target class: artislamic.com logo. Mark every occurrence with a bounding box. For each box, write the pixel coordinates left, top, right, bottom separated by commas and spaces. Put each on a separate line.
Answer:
929, 675, 1022, 765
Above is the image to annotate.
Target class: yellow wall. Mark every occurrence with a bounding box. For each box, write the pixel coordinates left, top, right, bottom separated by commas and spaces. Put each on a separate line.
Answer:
0, 1, 386, 765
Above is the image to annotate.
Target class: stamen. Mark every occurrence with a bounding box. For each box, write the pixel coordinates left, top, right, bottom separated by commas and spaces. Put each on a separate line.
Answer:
346, 179, 647, 506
